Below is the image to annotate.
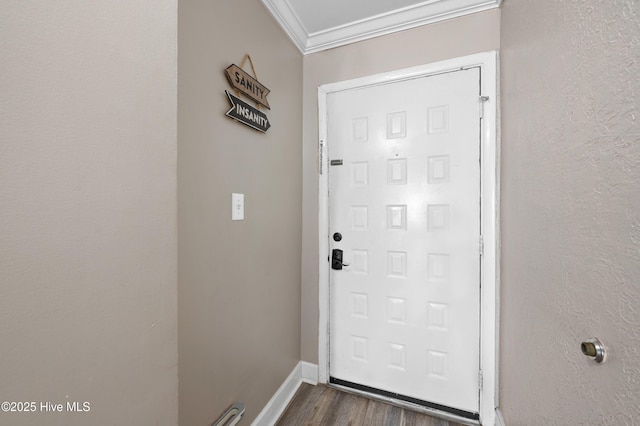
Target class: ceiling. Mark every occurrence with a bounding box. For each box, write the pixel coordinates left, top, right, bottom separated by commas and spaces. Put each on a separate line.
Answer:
261, 0, 501, 54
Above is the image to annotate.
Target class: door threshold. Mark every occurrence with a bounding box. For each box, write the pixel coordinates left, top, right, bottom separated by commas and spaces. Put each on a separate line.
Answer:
328, 377, 480, 426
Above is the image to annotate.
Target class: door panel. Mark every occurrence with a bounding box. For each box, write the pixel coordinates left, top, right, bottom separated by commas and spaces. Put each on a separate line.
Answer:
328, 68, 481, 414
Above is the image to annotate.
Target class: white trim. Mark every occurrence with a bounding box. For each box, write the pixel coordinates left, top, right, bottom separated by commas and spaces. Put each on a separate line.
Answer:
478, 50, 499, 426
495, 408, 507, 426
317, 51, 500, 425
317, 89, 330, 385
251, 362, 303, 426
260, 0, 308, 53
262, 0, 501, 54
301, 361, 319, 385
305, 0, 500, 54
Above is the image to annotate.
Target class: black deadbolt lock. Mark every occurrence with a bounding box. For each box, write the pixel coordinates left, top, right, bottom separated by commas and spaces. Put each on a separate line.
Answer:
333, 232, 342, 242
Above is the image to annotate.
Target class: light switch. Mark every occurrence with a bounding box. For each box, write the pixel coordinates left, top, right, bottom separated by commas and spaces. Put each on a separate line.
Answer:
232, 193, 244, 221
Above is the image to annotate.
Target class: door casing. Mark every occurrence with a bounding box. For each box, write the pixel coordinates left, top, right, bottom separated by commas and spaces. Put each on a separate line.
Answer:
317, 51, 500, 425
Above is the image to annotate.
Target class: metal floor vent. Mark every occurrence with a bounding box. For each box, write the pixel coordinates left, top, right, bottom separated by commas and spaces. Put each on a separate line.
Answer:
212, 402, 245, 426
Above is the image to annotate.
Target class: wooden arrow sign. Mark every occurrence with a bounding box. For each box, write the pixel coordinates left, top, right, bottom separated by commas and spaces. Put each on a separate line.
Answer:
225, 90, 271, 133
225, 64, 271, 110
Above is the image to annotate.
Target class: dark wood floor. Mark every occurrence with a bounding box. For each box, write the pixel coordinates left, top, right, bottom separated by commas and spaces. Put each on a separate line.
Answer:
276, 383, 468, 426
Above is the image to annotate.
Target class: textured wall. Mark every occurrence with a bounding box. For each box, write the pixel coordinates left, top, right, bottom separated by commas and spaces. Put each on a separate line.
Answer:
301, 9, 501, 363
177, 0, 303, 424
500, 0, 640, 424
0, 1, 178, 425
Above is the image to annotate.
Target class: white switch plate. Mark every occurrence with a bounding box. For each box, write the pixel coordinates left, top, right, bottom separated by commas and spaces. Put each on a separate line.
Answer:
232, 193, 244, 221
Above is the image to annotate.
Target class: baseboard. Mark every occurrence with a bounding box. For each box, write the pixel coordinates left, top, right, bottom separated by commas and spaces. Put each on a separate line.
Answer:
495, 408, 506, 426
301, 361, 318, 385
251, 362, 303, 426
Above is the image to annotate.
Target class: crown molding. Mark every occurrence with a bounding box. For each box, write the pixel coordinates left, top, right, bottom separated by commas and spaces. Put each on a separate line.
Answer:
261, 0, 308, 53
262, 0, 501, 55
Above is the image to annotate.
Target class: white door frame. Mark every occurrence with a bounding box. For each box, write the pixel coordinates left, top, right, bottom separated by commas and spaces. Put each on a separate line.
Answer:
317, 51, 500, 425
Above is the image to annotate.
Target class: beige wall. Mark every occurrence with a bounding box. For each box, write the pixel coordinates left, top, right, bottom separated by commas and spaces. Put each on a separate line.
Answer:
0, 1, 178, 425
301, 9, 502, 363
177, 0, 303, 424
500, 0, 640, 424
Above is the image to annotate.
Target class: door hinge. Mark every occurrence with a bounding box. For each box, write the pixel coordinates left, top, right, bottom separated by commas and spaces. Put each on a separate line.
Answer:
479, 96, 489, 118
479, 235, 484, 256
478, 370, 484, 390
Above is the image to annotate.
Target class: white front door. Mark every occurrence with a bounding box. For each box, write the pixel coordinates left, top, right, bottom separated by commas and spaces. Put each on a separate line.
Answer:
328, 68, 482, 417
